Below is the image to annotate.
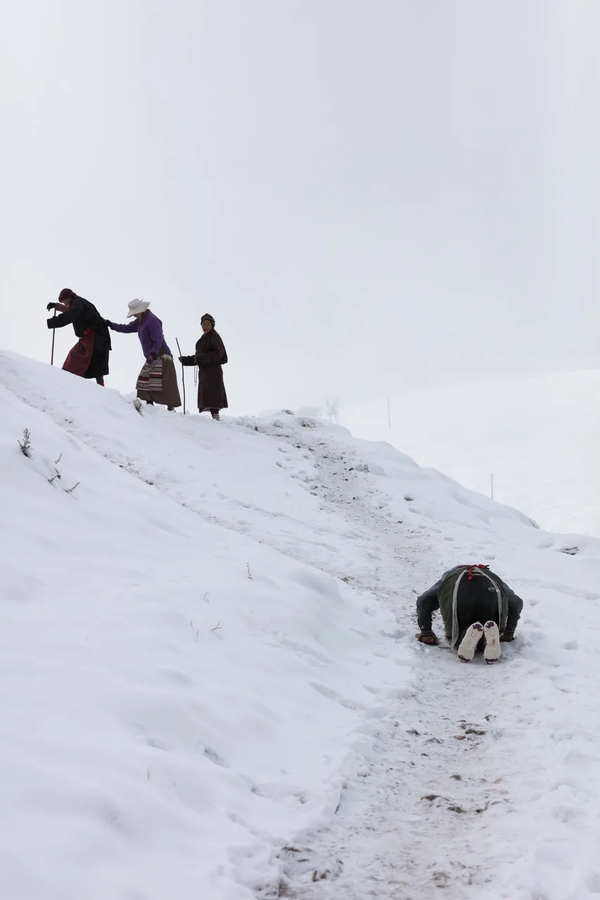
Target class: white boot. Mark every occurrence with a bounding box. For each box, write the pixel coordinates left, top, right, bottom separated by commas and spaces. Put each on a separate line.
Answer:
457, 622, 484, 662
483, 621, 501, 664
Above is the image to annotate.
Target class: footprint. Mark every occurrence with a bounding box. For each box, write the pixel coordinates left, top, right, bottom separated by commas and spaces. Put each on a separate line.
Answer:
203, 746, 228, 767
587, 873, 600, 894
142, 736, 169, 751
309, 681, 364, 710
130, 722, 169, 751
158, 667, 195, 686
553, 805, 583, 824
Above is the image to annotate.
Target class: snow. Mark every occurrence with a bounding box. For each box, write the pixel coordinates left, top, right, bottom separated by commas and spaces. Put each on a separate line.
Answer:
2, 351, 600, 899
344, 369, 600, 537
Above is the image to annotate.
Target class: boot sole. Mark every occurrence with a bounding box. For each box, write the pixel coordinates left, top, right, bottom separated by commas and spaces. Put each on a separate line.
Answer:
457, 623, 484, 662
484, 621, 501, 664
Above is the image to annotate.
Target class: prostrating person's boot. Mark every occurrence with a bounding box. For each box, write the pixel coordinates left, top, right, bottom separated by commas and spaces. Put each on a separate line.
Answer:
457, 622, 484, 662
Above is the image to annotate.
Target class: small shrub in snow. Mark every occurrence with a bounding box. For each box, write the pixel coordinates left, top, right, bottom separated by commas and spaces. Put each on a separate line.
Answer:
48, 456, 63, 484
47, 459, 79, 495
17, 430, 79, 494
18, 429, 32, 457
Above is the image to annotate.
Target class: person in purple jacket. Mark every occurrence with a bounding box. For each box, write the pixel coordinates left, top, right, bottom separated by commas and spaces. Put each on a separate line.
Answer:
107, 299, 181, 411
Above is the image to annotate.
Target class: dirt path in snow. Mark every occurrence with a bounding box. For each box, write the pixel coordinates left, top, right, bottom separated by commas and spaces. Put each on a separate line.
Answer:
259, 426, 522, 900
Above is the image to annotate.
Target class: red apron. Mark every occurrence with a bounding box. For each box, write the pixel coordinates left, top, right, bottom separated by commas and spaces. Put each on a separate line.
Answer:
63, 328, 95, 377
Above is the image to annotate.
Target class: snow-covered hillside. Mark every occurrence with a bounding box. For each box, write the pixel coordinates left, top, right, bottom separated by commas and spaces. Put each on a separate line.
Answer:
2, 351, 600, 900
344, 369, 600, 537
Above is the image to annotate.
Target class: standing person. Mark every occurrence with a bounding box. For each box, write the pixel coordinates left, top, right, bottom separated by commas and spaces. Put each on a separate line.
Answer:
106, 299, 181, 411
415, 564, 523, 664
178, 313, 228, 419
46, 288, 111, 385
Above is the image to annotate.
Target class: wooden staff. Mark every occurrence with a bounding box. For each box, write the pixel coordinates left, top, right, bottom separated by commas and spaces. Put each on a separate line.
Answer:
50, 308, 57, 365
175, 338, 186, 415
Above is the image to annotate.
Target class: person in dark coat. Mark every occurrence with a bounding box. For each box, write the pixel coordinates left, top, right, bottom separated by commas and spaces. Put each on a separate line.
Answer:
415, 564, 523, 664
47, 288, 111, 385
107, 299, 181, 411
178, 313, 228, 419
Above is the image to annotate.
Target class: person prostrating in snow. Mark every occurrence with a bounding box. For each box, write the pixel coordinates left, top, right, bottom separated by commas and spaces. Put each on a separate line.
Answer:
178, 313, 228, 420
46, 288, 111, 385
107, 299, 181, 412
415, 564, 523, 663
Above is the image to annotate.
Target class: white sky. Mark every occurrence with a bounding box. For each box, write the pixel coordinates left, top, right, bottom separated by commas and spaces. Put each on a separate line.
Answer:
2, 0, 599, 414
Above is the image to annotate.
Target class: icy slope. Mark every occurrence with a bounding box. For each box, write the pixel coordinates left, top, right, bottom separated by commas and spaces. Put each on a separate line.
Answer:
344, 368, 600, 536
2, 351, 600, 900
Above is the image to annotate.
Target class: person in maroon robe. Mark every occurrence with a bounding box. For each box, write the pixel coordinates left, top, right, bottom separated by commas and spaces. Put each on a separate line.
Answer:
47, 288, 111, 384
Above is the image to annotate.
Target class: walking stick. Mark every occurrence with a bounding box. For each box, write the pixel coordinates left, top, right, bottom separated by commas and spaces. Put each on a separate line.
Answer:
50, 308, 57, 365
175, 338, 186, 415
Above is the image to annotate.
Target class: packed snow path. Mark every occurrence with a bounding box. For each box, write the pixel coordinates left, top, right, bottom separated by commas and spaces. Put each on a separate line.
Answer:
252, 431, 500, 898
2, 351, 600, 900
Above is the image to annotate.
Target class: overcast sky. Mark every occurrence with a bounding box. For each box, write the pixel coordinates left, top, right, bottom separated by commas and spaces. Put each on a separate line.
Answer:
2, 0, 599, 415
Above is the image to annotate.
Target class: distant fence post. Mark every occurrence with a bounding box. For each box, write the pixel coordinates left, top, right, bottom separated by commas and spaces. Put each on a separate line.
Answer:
325, 398, 339, 425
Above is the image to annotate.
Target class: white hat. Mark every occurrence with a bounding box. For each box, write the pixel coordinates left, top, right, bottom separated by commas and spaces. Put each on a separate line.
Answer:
127, 298, 151, 317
